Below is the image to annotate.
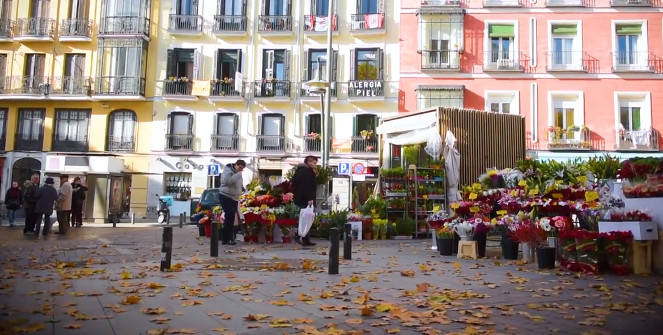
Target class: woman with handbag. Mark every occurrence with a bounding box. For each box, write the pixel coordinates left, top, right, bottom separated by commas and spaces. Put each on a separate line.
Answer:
4, 182, 23, 227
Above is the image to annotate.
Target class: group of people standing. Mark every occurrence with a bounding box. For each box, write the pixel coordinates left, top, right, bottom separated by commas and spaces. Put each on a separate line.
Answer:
3, 174, 88, 236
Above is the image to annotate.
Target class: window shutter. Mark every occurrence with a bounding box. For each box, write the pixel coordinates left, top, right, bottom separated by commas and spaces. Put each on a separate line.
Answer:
280, 115, 285, 136
283, 50, 291, 81
377, 48, 384, 80
237, 49, 243, 74
193, 48, 201, 79
233, 114, 239, 134
350, 49, 356, 80
257, 114, 263, 135
167, 113, 173, 134
167, 49, 175, 77
188, 113, 194, 134
213, 49, 220, 79
242, 0, 247, 15
302, 49, 309, 81
352, 115, 357, 137
304, 114, 310, 133
329, 114, 334, 138
287, 0, 292, 15
331, 50, 338, 82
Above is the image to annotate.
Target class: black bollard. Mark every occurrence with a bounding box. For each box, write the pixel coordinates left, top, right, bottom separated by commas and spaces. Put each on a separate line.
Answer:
343, 223, 352, 260
178, 213, 184, 228
328, 227, 339, 274
160, 227, 173, 272
210, 221, 219, 257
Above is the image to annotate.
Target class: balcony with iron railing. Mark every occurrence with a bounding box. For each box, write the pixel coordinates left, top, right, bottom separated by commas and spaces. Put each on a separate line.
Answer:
483, 51, 523, 71
300, 83, 337, 98
483, 0, 522, 6
253, 80, 291, 98
421, 0, 461, 5
107, 136, 136, 152
351, 137, 378, 154
52, 136, 89, 152
210, 81, 243, 99
421, 50, 461, 70
99, 16, 150, 37
15, 18, 55, 39
49, 76, 91, 96
257, 135, 285, 152
350, 13, 385, 32
14, 135, 43, 151
547, 127, 591, 150
95, 76, 146, 96
611, 51, 653, 72
545, 0, 586, 6
59, 18, 92, 39
211, 134, 240, 152
616, 128, 659, 151
257, 15, 292, 33
4, 76, 48, 95
347, 80, 384, 98
212, 15, 247, 34
610, 0, 652, 6
168, 14, 202, 34
0, 19, 13, 39
303, 135, 322, 153
545, 51, 587, 72
157, 80, 193, 98
165, 134, 194, 151
303, 14, 338, 33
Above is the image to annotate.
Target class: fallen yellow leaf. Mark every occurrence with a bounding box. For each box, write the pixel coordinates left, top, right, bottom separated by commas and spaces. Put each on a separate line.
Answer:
122, 295, 141, 305
64, 323, 83, 329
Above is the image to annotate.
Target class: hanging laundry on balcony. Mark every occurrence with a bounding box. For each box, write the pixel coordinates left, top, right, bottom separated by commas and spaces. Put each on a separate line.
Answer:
630, 130, 650, 146
315, 16, 329, 31
364, 13, 384, 29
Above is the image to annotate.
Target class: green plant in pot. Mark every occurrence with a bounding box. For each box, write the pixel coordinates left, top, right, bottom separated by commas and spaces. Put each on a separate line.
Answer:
403, 144, 421, 166
394, 217, 416, 237
587, 153, 620, 184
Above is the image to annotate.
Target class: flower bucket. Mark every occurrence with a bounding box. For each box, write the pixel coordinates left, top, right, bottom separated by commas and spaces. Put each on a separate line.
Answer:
197, 223, 206, 237
438, 238, 453, 256
282, 236, 292, 243
203, 223, 212, 238
473, 232, 487, 258
536, 246, 556, 269
521, 243, 535, 263
501, 234, 519, 260
453, 222, 474, 241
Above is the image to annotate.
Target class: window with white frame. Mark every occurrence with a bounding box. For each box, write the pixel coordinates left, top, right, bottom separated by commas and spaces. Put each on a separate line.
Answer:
613, 22, 648, 71
418, 12, 464, 70
550, 93, 584, 141
549, 23, 581, 70
486, 23, 516, 69
416, 86, 463, 111
615, 93, 652, 148
485, 92, 518, 115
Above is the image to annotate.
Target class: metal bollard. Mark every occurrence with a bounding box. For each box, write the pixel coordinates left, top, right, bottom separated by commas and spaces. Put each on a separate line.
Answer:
343, 223, 352, 260
131, 212, 136, 225
111, 213, 117, 228
210, 221, 219, 257
328, 227, 339, 274
160, 226, 173, 272
178, 213, 184, 228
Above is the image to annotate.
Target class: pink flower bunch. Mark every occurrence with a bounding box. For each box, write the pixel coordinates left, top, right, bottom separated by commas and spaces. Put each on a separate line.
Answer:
282, 192, 294, 204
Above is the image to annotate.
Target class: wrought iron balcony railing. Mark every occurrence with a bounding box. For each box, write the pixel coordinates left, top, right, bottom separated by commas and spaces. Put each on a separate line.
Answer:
0, 19, 13, 38
52, 137, 89, 152
351, 136, 378, 154
158, 80, 193, 96
59, 18, 92, 38
257, 135, 285, 152
347, 80, 384, 98
168, 14, 202, 33
210, 81, 242, 97
421, 0, 461, 5
421, 50, 461, 70
95, 76, 145, 96
5, 76, 48, 94
303, 135, 323, 152
545, 51, 587, 71
15, 18, 55, 38
165, 134, 194, 151
212, 15, 247, 33
616, 128, 659, 151
14, 135, 43, 151
303, 14, 338, 32
253, 80, 291, 98
211, 134, 240, 152
483, 0, 522, 6
107, 136, 136, 152
611, 51, 653, 72
610, 0, 652, 6
483, 51, 522, 71
257, 15, 292, 32
99, 16, 150, 36
350, 13, 384, 31
547, 127, 591, 150
545, 0, 586, 6
300, 83, 337, 98
49, 76, 91, 95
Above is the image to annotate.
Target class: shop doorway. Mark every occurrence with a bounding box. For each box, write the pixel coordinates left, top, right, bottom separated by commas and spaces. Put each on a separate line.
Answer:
12, 158, 41, 185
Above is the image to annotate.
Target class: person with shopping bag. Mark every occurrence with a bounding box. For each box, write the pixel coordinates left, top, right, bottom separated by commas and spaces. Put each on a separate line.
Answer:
291, 155, 318, 246
218, 160, 246, 245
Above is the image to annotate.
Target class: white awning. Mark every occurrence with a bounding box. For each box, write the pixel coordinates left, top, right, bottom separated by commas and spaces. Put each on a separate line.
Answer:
376, 111, 438, 145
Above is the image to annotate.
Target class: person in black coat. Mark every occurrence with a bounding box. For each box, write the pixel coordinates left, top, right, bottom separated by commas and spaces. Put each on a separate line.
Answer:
4, 182, 23, 227
33, 177, 58, 236
22, 174, 40, 234
70, 177, 88, 227
291, 155, 318, 246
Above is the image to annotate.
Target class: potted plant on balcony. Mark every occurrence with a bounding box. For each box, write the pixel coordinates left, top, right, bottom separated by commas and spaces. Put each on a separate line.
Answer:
307, 132, 321, 140
360, 129, 374, 139
547, 126, 562, 140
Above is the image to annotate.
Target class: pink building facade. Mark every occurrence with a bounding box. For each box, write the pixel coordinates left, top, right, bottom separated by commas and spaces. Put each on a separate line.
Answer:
400, 0, 663, 159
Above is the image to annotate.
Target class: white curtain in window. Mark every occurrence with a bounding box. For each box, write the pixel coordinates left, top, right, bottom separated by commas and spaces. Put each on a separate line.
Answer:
217, 115, 234, 134
171, 113, 189, 134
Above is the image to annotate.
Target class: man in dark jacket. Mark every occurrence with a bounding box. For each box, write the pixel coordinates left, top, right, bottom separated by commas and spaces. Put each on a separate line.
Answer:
34, 177, 58, 236
22, 174, 40, 234
70, 177, 88, 227
291, 155, 318, 246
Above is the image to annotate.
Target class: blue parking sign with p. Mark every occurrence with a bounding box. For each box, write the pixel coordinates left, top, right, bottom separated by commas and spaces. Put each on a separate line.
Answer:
208, 164, 221, 176
338, 162, 351, 175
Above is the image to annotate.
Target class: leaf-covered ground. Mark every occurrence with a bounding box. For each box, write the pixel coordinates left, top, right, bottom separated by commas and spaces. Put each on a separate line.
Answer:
0, 226, 662, 335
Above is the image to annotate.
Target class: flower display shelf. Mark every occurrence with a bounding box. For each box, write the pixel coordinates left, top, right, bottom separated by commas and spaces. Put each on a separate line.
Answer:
409, 166, 446, 238
598, 221, 658, 241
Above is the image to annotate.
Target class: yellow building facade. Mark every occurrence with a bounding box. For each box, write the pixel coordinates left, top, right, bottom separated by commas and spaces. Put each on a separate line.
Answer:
149, 0, 400, 211
0, 0, 157, 220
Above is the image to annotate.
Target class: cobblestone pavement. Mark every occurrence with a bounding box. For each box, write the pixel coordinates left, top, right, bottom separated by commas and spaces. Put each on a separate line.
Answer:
0, 224, 662, 335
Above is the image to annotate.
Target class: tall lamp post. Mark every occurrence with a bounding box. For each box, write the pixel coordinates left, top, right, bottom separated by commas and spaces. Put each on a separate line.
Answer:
305, 0, 335, 206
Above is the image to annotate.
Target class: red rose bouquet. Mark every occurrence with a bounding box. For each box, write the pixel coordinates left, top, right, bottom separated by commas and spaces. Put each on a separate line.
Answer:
603, 231, 632, 275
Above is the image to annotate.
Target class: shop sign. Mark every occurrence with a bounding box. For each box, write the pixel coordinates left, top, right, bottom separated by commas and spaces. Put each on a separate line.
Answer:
349, 80, 383, 97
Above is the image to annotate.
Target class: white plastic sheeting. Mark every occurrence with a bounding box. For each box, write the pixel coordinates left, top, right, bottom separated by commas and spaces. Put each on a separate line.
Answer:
376, 111, 438, 145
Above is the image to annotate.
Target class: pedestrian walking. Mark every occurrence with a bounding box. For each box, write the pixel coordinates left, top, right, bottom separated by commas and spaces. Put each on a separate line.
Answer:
70, 177, 88, 227
218, 159, 246, 246
55, 175, 73, 234
22, 174, 40, 234
33, 177, 58, 236
4, 182, 23, 227
291, 155, 318, 246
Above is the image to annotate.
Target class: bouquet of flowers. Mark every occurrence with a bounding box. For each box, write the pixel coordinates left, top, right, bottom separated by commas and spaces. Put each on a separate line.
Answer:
558, 229, 579, 271
372, 219, 388, 240
509, 219, 546, 247
427, 209, 449, 229
574, 230, 601, 274
603, 231, 632, 275
624, 210, 653, 221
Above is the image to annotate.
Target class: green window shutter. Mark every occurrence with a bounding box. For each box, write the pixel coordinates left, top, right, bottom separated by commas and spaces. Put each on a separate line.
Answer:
352, 115, 357, 137
551, 25, 577, 35
616, 24, 641, 35
166, 49, 176, 77
488, 24, 514, 38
